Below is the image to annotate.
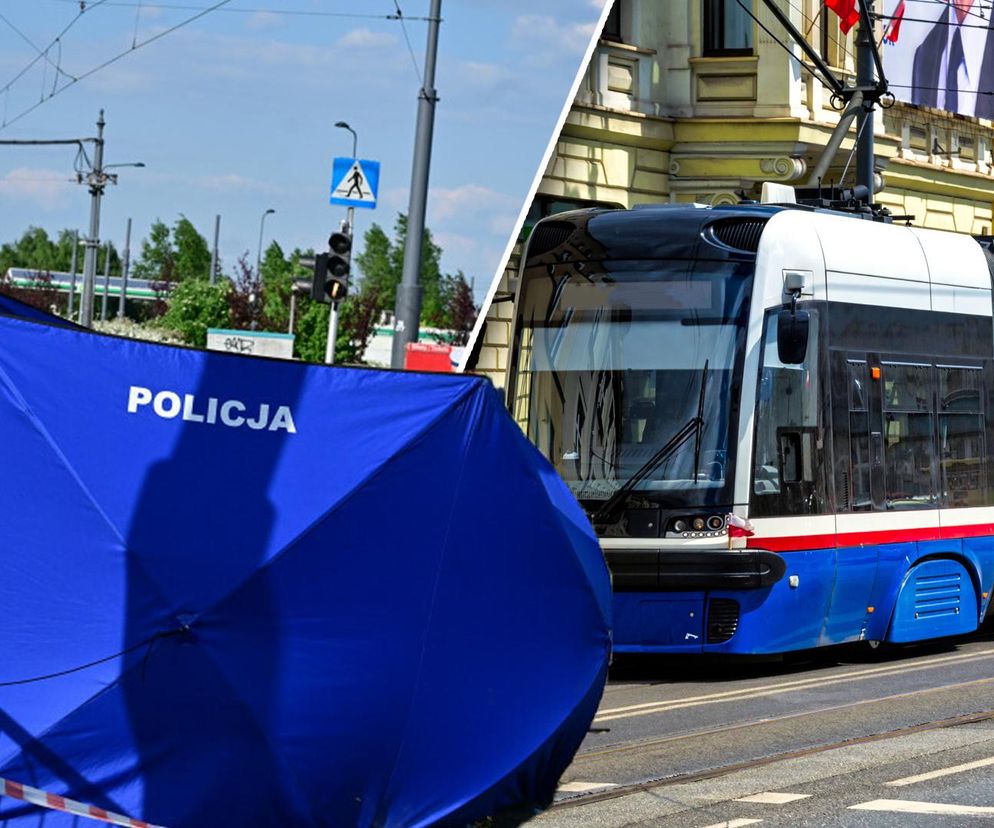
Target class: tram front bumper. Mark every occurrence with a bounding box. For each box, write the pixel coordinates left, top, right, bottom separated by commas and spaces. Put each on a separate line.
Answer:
604, 547, 786, 592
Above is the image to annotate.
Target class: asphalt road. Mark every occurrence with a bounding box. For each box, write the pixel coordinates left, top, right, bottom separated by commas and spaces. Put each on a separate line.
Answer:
529, 623, 994, 827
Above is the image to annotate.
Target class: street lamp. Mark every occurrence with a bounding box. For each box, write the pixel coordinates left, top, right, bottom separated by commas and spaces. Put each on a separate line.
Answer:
256, 207, 275, 278
335, 121, 357, 160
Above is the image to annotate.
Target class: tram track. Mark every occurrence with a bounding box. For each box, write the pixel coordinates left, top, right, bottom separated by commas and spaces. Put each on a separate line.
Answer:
548, 640, 994, 814
594, 644, 994, 724
575, 674, 994, 765
552, 707, 994, 812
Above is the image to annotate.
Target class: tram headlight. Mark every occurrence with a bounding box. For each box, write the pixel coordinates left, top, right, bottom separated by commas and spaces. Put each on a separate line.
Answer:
692, 517, 706, 531
706, 515, 725, 531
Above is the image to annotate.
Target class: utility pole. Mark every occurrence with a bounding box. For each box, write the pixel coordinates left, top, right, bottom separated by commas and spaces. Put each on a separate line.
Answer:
391, 0, 442, 369
79, 110, 106, 328
0, 111, 141, 325
100, 241, 112, 321
209, 214, 220, 284
67, 229, 79, 320
118, 217, 131, 318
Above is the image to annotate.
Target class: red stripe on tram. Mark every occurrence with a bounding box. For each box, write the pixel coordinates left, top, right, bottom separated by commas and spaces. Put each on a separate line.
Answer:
749, 522, 994, 553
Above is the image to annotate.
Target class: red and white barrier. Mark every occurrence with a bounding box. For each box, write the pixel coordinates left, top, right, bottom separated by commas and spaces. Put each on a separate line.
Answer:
1, 777, 164, 828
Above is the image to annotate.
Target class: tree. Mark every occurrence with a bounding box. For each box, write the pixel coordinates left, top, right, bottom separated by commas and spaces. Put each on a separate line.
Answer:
335, 288, 382, 364
260, 241, 292, 331
132, 220, 175, 282
292, 287, 382, 366
443, 272, 477, 346
0, 227, 59, 274
0, 226, 109, 276
172, 216, 212, 281
159, 278, 230, 346
133, 216, 211, 283
355, 214, 446, 323
354, 223, 393, 303
294, 300, 328, 364
229, 255, 261, 330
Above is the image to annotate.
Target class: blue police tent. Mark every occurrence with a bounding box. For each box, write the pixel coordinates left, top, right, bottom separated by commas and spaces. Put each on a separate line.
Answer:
0, 292, 81, 328
0, 312, 611, 827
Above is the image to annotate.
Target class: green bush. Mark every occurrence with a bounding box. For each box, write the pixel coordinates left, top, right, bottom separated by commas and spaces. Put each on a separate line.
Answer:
160, 279, 231, 346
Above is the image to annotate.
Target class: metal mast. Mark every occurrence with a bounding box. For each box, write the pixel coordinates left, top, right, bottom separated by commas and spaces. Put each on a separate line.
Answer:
391, 0, 442, 368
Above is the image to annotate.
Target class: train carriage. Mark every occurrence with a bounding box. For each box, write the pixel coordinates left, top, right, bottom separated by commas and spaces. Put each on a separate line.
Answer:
506, 197, 994, 653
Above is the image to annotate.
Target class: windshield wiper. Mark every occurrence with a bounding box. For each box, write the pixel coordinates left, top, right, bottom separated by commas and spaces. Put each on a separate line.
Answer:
591, 360, 709, 527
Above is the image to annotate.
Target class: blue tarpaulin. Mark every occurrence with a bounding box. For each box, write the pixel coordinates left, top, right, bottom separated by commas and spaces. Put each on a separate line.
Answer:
0, 312, 611, 827
0, 292, 81, 328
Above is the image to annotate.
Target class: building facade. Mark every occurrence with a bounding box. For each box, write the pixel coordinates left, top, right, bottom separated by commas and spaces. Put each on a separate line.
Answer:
468, 0, 994, 388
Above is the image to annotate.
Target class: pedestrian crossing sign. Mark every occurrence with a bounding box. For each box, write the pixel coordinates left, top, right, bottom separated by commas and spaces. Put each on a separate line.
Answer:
329, 157, 380, 209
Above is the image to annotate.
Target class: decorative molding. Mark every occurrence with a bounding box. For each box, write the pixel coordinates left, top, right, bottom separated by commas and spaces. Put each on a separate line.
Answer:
670, 153, 807, 182
760, 156, 807, 179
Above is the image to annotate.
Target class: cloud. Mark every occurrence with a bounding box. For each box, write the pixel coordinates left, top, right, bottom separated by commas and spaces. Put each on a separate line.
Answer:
246, 11, 284, 31
428, 184, 519, 229
157, 27, 409, 85
381, 187, 409, 212
335, 28, 399, 50
0, 168, 73, 210
459, 61, 515, 86
145, 171, 286, 196
509, 15, 597, 62
432, 231, 506, 286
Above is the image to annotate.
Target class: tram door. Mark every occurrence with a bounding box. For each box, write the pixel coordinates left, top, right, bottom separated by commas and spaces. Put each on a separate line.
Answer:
824, 352, 880, 642
833, 354, 883, 513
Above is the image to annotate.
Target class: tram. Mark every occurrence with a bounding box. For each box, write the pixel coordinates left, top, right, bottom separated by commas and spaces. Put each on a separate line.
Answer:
505, 192, 994, 653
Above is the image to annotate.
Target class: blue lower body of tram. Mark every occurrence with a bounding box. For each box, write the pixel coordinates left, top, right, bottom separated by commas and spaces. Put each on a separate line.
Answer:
610, 535, 994, 654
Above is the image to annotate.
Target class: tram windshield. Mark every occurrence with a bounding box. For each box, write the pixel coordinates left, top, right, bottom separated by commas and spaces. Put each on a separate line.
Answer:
509, 258, 752, 517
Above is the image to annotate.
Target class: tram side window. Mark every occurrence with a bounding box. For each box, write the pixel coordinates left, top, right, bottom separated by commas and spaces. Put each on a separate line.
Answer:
938, 366, 986, 507
847, 360, 872, 512
882, 362, 936, 509
751, 311, 829, 517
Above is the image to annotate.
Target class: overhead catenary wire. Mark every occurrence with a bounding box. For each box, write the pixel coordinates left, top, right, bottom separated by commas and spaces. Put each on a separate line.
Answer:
0, 0, 234, 132
0, 0, 108, 96
889, 82, 994, 95
393, 1, 424, 83
876, 12, 994, 29
901, 0, 991, 23
41, 0, 434, 21
0, 1, 433, 130
0, 9, 76, 85
735, 0, 846, 95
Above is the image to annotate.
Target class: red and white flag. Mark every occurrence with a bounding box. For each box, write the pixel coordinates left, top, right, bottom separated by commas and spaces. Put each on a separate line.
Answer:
883, 0, 906, 44
726, 513, 755, 538
825, 0, 860, 34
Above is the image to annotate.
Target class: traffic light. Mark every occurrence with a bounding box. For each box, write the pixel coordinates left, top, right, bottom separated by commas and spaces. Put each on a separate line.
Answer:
326, 229, 352, 302
308, 228, 352, 304
310, 253, 330, 303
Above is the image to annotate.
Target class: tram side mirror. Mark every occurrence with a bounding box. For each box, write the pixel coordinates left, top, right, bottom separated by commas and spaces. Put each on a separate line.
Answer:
777, 307, 809, 365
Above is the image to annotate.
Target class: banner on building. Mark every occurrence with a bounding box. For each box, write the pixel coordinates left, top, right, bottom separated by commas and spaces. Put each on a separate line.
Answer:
883, 0, 994, 119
